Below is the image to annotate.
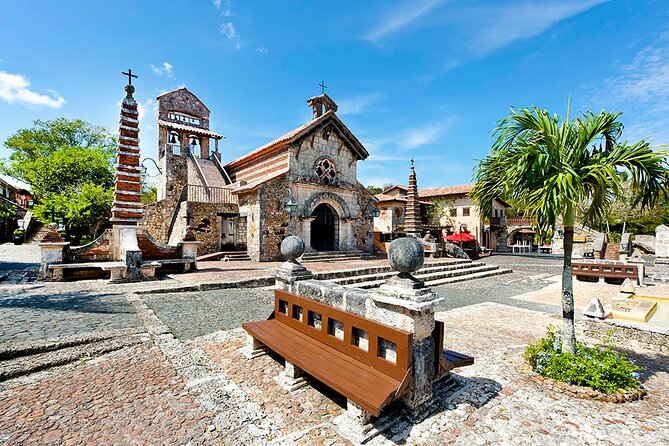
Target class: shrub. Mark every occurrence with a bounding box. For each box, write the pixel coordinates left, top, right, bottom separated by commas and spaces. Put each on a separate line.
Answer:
13, 228, 25, 237
79, 235, 93, 246
525, 327, 641, 394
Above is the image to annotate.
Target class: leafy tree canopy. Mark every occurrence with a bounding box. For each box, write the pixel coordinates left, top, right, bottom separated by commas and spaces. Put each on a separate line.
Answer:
1, 118, 116, 238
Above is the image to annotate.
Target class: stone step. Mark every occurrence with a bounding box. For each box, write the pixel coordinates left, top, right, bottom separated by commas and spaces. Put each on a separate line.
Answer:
301, 251, 375, 262
329, 260, 482, 286
345, 264, 508, 289
314, 259, 471, 282
0, 333, 149, 382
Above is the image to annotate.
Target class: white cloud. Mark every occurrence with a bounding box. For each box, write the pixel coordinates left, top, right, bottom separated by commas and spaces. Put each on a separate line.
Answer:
222, 9, 233, 17
594, 31, 669, 145
150, 62, 175, 79
213, 0, 221, 9
366, 0, 445, 42
400, 119, 453, 150
0, 71, 65, 108
221, 22, 241, 50
464, 1, 610, 55
256, 46, 268, 54
337, 93, 382, 116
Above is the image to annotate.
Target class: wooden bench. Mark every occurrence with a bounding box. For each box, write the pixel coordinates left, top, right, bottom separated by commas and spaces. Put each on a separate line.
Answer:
243, 290, 474, 417
432, 320, 474, 377
571, 261, 638, 284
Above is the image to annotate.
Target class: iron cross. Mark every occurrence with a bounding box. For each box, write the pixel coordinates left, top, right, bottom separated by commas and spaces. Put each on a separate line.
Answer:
411, 158, 414, 167
122, 69, 138, 85
184, 212, 194, 226
318, 80, 327, 94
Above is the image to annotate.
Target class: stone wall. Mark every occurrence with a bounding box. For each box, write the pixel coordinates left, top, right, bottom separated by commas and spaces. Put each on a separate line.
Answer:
353, 182, 376, 253
579, 318, 669, 354
258, 175, 290, 261
157, 148, 189, 202
141, 199, 178, 243
290, 129, 357, 185
67, 230, 112, 262
189, 202, 238, 255
238, 192, 261, 261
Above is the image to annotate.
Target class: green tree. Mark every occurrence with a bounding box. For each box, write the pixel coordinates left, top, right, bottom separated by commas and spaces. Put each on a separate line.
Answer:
426, 197, 455, 226
1, 118, 116, 238
366, 185, 383, 195
472, 106, 668, 353
142, 185, 158, 205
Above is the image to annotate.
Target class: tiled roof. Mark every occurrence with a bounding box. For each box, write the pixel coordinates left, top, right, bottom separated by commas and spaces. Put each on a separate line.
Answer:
418, 184, 474, 198
375, 193, 407, 203
231, 167, 289, 194
224, 110, 369, 169
157, 120, 224, 139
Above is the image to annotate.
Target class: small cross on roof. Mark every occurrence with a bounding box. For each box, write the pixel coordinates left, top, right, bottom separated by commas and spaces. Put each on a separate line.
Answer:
122, 69, 138, 85
318, 80, 327, 95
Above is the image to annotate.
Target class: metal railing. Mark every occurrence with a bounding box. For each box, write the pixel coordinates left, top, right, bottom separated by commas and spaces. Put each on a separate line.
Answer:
187, 185, 237, 204
506, 217, 535, 226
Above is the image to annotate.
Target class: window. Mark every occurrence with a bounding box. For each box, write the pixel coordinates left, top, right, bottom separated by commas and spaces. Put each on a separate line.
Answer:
315, 158, 337, 185
450, 208, 457, 217
168, 112, 200, 126
463, 207, 470, 216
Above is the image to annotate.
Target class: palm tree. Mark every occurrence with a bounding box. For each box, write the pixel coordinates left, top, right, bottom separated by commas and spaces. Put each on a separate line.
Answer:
472, 105, 668, 354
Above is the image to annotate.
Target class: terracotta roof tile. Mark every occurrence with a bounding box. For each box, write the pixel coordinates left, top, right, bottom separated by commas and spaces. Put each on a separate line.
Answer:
418, 184, 474, 198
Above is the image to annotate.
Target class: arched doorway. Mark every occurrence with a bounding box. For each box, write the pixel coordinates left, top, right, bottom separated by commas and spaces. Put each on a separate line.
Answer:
311, 203, 339, 251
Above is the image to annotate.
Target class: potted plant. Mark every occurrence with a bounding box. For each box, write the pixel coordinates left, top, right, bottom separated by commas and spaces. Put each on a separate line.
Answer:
12, 228, 25, 245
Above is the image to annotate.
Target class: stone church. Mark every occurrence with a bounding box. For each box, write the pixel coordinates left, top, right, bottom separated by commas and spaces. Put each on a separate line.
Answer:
141, 87, 376, 261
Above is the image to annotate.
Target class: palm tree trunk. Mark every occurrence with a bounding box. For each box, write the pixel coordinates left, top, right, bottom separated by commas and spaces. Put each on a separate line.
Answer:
561, 204, 576, 354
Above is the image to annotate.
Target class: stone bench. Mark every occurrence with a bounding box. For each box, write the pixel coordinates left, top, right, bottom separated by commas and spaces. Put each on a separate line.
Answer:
48, 262, 126, 281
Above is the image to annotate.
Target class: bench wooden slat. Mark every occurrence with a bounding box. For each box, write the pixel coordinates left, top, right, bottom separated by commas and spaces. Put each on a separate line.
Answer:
432, 320, 474, 376
243, 319, 400, 416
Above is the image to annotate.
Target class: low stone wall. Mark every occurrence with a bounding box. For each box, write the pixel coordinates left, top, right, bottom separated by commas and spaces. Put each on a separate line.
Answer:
578, 318, 669, 354
67, 230, 112, 262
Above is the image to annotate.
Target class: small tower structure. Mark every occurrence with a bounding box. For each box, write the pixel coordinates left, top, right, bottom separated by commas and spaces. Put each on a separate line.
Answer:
404, 159, 421, 238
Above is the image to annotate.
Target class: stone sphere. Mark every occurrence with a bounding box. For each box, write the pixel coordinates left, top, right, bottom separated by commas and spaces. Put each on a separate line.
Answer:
281, 236, 305, 261
387, 237, 424, 273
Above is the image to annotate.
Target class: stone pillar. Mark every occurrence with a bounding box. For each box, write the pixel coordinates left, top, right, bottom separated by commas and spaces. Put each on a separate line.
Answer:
109, 78, 144, 281
627, 249, 646, 286
275, 360, 309, 391
38, 223, 70, 280
371, 237, 443, 411
654, 225, 669, 282
619, 233, 632, 261
273, 235, 313, 292
593, 232, 607, 260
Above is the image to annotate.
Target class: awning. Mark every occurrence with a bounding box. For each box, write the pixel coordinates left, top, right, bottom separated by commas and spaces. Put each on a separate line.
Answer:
157, 120, 224, 139
444, 232, 477, 242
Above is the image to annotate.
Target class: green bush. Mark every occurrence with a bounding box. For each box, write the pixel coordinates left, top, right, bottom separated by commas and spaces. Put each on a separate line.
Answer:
13, 228, 24, 237
79, 235, 93, 246
525, 327, 641, 394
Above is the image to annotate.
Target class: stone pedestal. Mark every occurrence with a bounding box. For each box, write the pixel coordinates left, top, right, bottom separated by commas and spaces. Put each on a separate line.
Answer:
38, 242, 70, 279
275, 361, 309, 391
332, 400, 395, 445
654, 225, 669, 282
627, 256, 646, 286
178, 239, 201, 270
274, 235, 313, 291
593, 232, 607, 260
240, 335, 270, 360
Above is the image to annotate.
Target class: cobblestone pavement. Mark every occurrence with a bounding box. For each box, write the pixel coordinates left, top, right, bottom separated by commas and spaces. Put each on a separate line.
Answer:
0, 344, 218, 445
434, 255, 565, 314
0, 290, 142, 343
143, 288, 275, 340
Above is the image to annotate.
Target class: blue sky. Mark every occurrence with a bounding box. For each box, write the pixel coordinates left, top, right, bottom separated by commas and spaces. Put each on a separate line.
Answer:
1, 0, 668, 188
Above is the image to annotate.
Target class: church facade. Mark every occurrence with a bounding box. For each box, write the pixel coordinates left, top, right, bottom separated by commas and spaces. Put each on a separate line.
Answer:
141, 87, 376, 261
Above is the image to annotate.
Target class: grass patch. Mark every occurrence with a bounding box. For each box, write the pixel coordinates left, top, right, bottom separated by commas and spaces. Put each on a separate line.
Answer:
525, 327, 641, 394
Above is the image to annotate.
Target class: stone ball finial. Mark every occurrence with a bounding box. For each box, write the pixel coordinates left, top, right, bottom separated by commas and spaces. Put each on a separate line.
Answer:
49, 222, 59, 229
387, 237, 424, 273
125, 84, 135, 96
281, 236, 305, 262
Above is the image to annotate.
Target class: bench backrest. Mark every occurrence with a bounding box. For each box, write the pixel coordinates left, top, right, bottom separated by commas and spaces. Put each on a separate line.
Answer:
572, 262, 637, 279
273, 290, 413, 382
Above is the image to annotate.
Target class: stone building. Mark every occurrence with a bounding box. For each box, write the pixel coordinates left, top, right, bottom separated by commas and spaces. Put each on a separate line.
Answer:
141, 89, 376, 261
374, 176, 510, 251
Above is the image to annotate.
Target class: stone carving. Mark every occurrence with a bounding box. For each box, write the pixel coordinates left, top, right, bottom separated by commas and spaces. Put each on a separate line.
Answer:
583, 297, 609, 319
443, 242, 470, 260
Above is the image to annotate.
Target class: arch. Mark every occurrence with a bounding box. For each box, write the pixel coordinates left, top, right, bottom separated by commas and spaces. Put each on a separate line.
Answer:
507, 226, 535, 246
300, 191, 351, 219
311, 203, 339, 251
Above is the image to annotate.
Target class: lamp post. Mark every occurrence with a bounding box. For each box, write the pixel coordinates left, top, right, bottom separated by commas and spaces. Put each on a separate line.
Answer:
281, 188, 298, 235
140, 158, 163, 175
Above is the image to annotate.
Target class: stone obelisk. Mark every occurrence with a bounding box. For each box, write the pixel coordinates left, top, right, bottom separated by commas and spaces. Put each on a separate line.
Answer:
109, 69, 143, 280
404, 159, 422, 238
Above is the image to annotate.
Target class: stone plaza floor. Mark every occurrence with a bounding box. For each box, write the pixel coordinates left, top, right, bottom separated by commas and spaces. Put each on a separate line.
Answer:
0, 244, 667, 445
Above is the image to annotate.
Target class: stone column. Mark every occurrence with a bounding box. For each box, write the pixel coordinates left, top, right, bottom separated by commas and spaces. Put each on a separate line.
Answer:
404, 160, 422, 238
38, 223, 70, 280
619, 233, 632, 262
593, 232, 607, 260
627, 249, 646, 286
654, 225, 669, 282
370, 237, 444, 411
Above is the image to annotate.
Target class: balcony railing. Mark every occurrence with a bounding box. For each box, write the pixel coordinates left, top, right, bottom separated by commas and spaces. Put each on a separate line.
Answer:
507, 217, 535, 226
187, 185, 237, 204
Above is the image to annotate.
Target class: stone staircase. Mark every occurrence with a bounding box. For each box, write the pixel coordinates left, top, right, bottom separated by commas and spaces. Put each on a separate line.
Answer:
197, 251, 252, 262
300, 250, 375, 263
317, 258, 512, 289
196, 159, 228, 188
27, 222, 49, 244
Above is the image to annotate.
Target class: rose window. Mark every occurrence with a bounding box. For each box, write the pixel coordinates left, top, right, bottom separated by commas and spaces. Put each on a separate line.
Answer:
315, 158, 337, 185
